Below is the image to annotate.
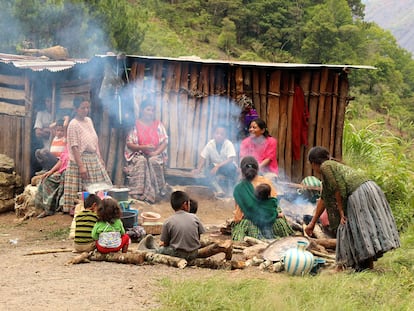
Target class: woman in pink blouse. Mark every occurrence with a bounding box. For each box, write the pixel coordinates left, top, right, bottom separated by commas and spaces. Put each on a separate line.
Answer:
63, 96, 112, 214
240, 118, 278, 175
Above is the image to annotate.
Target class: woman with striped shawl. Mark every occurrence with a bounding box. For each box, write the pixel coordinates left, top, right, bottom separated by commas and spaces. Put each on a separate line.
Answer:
305, 146, 400, 271
231, 156, 293, 241
123, 100, 169, 204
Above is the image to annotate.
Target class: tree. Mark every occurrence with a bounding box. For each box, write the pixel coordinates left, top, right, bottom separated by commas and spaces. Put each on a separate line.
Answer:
217, 17, 237, 55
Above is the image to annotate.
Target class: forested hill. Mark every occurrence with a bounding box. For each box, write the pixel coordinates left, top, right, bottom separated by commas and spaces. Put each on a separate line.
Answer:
363, 0, 414, 55
1, 0, 414, 124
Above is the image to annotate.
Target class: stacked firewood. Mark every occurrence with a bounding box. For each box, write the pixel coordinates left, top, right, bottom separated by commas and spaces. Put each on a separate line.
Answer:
0, 154, 23, 214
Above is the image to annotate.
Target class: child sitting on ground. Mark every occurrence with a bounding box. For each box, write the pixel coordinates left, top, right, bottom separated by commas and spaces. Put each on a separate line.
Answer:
92, 197, 130, 253
155, 191, 232, 261
73, 193, 101, 253
189, 198, 198, 214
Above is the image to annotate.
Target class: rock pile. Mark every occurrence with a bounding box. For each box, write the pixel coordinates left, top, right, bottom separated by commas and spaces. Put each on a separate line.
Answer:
0, 154, 23, 213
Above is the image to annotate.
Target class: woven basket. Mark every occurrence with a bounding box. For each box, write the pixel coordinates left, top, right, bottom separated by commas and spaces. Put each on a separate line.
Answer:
142, 222, 163, 235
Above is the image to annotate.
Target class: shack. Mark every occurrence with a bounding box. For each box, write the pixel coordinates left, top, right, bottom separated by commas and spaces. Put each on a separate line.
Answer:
0, 52, 374, 185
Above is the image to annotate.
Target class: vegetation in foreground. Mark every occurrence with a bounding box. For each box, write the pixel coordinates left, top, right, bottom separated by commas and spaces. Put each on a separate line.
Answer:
157, 223, 414, 311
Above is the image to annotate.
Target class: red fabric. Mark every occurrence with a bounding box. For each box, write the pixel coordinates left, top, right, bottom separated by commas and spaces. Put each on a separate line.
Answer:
135, 120, 160, 155
95, 234, 130, 254
292, 85, 309, 161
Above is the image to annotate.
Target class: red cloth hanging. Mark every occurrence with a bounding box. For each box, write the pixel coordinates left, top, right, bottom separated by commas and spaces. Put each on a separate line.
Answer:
292, 85, 309, 161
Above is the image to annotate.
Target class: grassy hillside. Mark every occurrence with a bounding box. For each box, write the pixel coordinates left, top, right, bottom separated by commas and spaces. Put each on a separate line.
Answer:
363, 0, 414, 55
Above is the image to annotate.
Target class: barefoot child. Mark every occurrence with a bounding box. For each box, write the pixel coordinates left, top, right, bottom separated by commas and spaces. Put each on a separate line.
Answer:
92, 197, 130, 253
73, 193, 101, 253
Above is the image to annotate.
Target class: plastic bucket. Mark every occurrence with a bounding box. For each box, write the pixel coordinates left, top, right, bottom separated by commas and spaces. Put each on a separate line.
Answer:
121, 211, 137, 229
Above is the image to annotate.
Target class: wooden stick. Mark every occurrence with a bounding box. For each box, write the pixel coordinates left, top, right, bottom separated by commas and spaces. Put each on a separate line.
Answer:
309, 249, 336, 261
25, 248, 74, 255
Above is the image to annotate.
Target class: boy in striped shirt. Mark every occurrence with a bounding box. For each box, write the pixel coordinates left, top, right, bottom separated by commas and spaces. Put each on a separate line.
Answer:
73, 194, 101, 252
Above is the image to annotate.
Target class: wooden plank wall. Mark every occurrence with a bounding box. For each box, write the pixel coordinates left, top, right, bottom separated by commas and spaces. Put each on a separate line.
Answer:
0, 60, 349, 186
0, 71, 31, 183
119, 60, 349, 183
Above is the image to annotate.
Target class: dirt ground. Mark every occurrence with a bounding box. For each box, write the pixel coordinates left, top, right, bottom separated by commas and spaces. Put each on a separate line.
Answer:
0, 189, 279, 311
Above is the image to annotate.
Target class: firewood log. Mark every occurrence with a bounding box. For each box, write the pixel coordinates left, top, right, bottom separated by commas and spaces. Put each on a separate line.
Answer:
189, 258, 245, 270
243, 243, 268, 259
66, 252, 91, 265
312, 238, 336, 250
243, 236, 268, 246
90, 251, 145, 265
135, 251, 187, 269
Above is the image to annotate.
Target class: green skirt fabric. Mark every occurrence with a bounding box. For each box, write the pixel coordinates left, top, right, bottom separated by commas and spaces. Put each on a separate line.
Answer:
231, 216, 294, 241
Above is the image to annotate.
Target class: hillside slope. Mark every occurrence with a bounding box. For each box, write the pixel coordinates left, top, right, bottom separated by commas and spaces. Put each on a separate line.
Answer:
363, 0, 414, 55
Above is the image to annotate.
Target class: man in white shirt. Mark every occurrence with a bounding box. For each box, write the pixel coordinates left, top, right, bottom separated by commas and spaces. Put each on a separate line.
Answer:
34, 97, 53, 149
192, 125, 238, 197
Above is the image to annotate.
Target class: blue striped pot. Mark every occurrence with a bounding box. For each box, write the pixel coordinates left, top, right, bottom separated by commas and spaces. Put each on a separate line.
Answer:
282, 241, 315, 276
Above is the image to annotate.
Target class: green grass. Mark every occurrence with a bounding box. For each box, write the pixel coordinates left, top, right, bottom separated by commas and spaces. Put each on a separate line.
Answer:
156, 224, 414, 311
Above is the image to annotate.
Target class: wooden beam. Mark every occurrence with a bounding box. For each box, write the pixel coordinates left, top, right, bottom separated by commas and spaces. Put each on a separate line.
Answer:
0, 101, 25, 116
0, 74, 25, 86
0, 87, 25, 101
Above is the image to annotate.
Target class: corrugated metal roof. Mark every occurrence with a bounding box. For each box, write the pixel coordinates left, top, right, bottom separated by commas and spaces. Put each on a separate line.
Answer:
0, 53, 89, 72
98, 54, 376, 70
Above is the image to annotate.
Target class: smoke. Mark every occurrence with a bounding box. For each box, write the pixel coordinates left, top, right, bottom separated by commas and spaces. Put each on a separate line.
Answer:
99, 66, 244, 169
0, 1, 112, 58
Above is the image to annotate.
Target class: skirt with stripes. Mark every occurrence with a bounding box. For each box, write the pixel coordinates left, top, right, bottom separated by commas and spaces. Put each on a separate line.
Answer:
336, 180, 400, 269
63, 153, 112, 213
231, 216, 294, 241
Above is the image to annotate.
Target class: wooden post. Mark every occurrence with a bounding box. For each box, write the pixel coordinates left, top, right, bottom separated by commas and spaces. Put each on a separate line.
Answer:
267, 70, 281, 140
23, 73, 33, 184
180, 63, 192, 168
171, 63, 183, 167
330, 73, 339, 156
133, 62, 146, 119
198, 65, 210, 159
321, 72, 334, 149
162, 63, 175, 167
189, 64, 200, 169
235, 67, 243, 99
277, 73, 289, 178
252, 70, 261, 117
335, 73, 349, 160
106, 128, 117, 178
153, 61, 164, 121
297, 71, 312, 180
114, 129, 126, 186
316, 68, 329, 147
304, 71, 320, 177
285, 75, 295, 179
259, 70, 267, 121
